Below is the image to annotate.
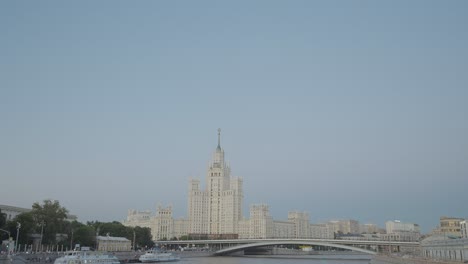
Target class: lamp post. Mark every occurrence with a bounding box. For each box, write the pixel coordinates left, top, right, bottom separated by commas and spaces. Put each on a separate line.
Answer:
39, 220, 45, 252
16, 223, 21, 253
70, 229, 74, 251
133, 230, 136, 251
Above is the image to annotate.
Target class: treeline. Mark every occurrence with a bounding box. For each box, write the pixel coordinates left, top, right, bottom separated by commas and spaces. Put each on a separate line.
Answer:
0, 200, 154, 250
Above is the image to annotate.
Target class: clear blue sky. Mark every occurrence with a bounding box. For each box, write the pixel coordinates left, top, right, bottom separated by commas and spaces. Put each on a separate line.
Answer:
1, 1, 467, 233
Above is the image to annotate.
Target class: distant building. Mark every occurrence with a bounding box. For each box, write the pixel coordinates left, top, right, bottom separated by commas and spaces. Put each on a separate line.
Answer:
380, 231, 420, 242
288, 211, 310, 239
96, 235, 131, 251
383, 220, 420, 242
0, 204, 77, 222
188, 129, 243, 237
461, 220, 468, 239
421, 235, 468, 262
327, 219, 360, 234
246, 204, 273, 239
124, 210, 152, 229
310, 224, 334, 239
0, 204, 30, 221
272, 220, 294, 239
122, 130, 372, 240
360, 223, 381, 234
432, 216, 464, 238
385, 220, 420, 233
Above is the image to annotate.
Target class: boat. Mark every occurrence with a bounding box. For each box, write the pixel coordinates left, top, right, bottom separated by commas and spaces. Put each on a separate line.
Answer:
138, 250, 180, 263
54, 251, 120, 264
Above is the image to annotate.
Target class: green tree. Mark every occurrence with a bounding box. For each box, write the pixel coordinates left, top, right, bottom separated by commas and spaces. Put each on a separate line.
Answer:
5, 212, 35, 245
133, 226, 154, 249
0, 209, 6, 228
31, 200, 69, 244
73, 225, 96, 248
91, 221, 130, 238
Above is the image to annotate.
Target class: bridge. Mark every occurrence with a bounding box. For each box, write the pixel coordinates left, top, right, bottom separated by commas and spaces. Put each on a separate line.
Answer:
156, 239, 420, 256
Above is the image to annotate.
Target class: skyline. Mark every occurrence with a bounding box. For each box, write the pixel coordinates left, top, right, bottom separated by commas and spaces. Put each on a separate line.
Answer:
1, 1, 468, 233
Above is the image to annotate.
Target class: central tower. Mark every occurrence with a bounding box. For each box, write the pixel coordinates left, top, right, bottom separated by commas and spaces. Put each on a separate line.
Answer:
187, 129, 243, 237
207, 128, 231, 234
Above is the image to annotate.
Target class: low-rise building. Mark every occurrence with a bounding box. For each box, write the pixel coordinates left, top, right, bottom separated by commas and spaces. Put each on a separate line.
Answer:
96, 235, 131, 251
421, 235, 468, 262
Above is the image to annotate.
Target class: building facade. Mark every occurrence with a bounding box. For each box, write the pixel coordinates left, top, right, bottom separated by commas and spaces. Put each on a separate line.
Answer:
422, 235, 468, 262
385, 220, 420, 233
96, 236, 131, 251
327, 219, 360, 234
188, 129, 243, 237
432, 216, 464, 238
461, 220, 468, 239
122, 130, 360, 241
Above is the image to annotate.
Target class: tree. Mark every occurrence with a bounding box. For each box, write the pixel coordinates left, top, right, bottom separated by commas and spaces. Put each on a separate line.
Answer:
90, 221, 130, 238
87, 221, 154, 249
73, 225, 96, 248
0, 209, 6, 228
31, 200, 69, 244
5, 212, 35, 245
134, 226, 154, 249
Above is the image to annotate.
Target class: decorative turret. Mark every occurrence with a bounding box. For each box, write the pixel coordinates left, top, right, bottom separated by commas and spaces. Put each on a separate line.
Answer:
216, 128, 221, 151
212, 128, 225, 168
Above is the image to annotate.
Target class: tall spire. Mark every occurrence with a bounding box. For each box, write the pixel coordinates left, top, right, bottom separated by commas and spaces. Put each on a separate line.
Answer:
217, 128, 221, 150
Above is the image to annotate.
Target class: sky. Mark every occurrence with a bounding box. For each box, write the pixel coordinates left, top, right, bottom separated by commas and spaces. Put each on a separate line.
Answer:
1, 1, 467, 233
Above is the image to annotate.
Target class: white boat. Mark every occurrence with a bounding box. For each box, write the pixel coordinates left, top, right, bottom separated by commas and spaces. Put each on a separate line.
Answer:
54, 251, 120, 264
138, 250, 180, 263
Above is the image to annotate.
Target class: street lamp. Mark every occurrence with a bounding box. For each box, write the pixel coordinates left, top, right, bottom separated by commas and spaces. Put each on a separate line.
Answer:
70, 229, 74, 251
39, 220, 45, 252
133, 230, 136, 251
16, 223, 21, 253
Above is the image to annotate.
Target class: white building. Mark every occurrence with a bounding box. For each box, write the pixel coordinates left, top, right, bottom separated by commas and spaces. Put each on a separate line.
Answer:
124, 210, 152, 229
288, 211, 310, 239
96, 235, 131, 251
310, 224, 334, 239
273, 221, 295, 239
0, 204, 30, 221
123, 130, 360, 240
383, 220, 420, 242
386, 220, 420, 233
327, 219, 360, 234
123, 205, 188, 240
422, 235, 468, 262
461, 220, 467, 239
188, 129, 243, 237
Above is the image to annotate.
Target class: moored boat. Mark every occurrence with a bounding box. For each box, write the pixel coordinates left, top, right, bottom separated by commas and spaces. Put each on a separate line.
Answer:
54, 251, 120, 264
138, 250, 179, 263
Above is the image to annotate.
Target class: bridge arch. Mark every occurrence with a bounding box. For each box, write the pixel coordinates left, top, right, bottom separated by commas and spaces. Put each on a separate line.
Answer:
214, 240, 377, 256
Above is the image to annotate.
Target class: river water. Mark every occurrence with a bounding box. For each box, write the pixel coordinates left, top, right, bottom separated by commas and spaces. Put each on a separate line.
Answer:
179, 255, 372, 264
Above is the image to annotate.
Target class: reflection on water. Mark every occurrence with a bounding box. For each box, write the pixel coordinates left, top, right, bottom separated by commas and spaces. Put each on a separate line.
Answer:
179, 256, 371, 264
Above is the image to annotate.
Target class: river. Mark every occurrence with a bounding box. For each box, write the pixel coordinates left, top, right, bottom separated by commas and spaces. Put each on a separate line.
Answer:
178, 255, 372, 264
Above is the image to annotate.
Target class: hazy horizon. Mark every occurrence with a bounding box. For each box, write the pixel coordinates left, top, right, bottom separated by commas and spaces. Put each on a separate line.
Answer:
1, 1, 467, 233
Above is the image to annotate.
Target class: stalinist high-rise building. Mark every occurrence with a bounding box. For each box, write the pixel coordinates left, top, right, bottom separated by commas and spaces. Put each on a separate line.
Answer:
123, 129, 335, 240
188, 129, 243, 237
